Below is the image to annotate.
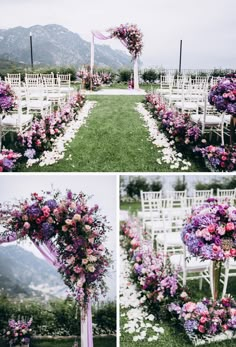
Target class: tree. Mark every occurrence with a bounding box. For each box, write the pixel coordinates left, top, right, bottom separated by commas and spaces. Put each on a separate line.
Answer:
125, 177, 150, 199
142, 69, 158, 83
173, 177, 187, 191
150, 178, 162, 191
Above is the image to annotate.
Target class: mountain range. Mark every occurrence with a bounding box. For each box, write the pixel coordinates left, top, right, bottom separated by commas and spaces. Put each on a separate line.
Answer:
0, 245, 66, 301
0, 24, 132, 69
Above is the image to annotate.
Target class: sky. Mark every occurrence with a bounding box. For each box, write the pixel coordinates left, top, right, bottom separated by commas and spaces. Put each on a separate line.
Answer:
0, 0, 235, 69
0, 174, 117, 300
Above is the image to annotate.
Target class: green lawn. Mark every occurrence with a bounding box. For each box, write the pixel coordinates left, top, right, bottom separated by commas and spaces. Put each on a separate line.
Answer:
22, 95, 203, 172
0, 336, 115, 347
120, 201, 141, 214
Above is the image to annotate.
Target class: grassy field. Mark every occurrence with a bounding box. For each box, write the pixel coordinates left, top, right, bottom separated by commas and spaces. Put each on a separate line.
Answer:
22, 95, 203, 172
120, 201, 141, 214
0, 336, 116, 347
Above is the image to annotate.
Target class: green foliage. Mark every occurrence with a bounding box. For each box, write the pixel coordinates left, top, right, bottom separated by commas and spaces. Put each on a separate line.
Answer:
125, 176, 150, 199
93, 302, 116, 334
150, 178, 162, 191
0, 294, 116, 337
118, 68, 133, 82
173, 177, 187, 191
142, 69, 158, 83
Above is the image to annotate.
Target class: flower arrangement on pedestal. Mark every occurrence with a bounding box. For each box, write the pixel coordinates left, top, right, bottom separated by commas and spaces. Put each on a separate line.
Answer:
2, 318, 32, 346
77, 70, 102, 91
109, 24, 143, 59
0, 82, 17, 113
208, 74, 236, 115
182, 198, 236, 300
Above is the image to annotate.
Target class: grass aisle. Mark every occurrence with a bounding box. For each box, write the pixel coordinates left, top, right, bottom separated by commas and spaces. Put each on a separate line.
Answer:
24, 95, 201, 172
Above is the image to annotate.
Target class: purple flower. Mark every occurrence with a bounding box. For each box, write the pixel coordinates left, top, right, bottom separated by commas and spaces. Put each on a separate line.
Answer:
24, 148, 36, 159
45, 199, 57, 210
41, 222, 55, 239
184, 319, 198, 333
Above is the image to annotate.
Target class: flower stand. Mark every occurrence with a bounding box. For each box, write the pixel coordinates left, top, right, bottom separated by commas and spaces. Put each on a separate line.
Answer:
188, 330, 236, 346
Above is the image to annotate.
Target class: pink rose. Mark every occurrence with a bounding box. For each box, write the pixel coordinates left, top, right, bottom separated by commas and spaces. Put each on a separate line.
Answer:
207, 224, 215, 233
200, 316, 208, 324
217, 226, 226, 236
198, 325, 205, 333
184, 302, 197, 312
87, 249, 93, 255
23, 222, 30, 230
226, 222, 235, 231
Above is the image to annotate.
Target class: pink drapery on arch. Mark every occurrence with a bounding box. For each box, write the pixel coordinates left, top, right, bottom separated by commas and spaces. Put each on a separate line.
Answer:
90, 30, 139, 89
0, 229, 93, 347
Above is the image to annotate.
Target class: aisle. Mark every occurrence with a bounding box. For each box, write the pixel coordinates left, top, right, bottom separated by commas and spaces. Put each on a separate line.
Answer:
24, 96, 198, 172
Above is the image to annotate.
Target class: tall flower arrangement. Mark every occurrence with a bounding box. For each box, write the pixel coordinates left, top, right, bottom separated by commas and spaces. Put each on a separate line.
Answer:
209, 74, 236, 115
182, 198, 236, 299
3, 190, 111, 307
110, 24, 143, 59
0, 82, 17, 113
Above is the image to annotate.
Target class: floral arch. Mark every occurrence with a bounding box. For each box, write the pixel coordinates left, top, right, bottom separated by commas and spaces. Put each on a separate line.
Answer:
0, 190, 111, 347
90, 23, 143, 90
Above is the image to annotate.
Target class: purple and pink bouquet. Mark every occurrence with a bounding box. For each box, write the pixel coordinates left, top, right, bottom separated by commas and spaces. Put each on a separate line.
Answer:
77, 70, 102, 90
0, 149, 21, 172
196, 145, 236, 172
2, 318, 32, 346
121, 221, 190, 311
182, 198, 236, 261
0, 81, 17, 113
3, 190, 111, 306
209, 74, 236, 116
169, 296, 236, 338
110, 23, 143, 59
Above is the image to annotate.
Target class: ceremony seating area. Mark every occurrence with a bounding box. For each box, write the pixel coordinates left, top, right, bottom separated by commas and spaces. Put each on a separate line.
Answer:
0, 73, 73, 150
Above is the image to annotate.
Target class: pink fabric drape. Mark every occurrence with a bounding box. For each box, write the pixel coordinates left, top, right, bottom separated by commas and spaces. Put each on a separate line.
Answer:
0, 230, 93, 347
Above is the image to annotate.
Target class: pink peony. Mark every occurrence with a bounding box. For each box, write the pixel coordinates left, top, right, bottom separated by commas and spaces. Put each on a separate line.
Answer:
198, 325, 205, 333
226, 222, 235, 231
23, 222, 30, 230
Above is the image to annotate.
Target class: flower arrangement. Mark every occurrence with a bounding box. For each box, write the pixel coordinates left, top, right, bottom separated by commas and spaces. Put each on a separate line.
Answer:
209, 74, 236, 115
145, 93, 202, 148
2, 318, 32, 346
77, 70, 102, 90
196, 145, 236, 172
3, 190, 111, 307
121, 221, 190, 314
182, 198, 236, 261
169, 296, 236, 340
109, 23, 143, 59
17, 92, 86, 160
0, 82, 17, 113
0, 149, 21, 172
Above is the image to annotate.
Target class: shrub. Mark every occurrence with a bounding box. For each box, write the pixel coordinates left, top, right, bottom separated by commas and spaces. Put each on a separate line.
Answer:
118, 68, 133, 83
125, 176, 150, 199
173, 177, 187, 191
142, 69, 158, 83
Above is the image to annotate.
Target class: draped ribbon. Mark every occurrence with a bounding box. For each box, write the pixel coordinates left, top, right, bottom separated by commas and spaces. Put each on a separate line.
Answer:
0, 229, 94, 347
90, 29, 139, 90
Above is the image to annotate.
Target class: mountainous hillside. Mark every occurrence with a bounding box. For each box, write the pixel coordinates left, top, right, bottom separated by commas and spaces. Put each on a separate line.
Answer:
0, 245, 66, 300
0, 24, 131, 69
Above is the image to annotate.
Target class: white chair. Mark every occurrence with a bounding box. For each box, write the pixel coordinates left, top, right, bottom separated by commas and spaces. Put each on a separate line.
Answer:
166, 190, 187, 207
217, 188, 236, 204
221, 258, 236, 297
24, 85, 51, 116
193, 189, 214, 200
138, 191, 163, 229
170, 246, 211, 289
57, 74, 74, 96
0, 93, 33, 150
43, 77, 67, 105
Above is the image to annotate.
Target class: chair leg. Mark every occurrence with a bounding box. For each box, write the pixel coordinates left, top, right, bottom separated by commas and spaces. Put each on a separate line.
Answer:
199, 277, 203, 291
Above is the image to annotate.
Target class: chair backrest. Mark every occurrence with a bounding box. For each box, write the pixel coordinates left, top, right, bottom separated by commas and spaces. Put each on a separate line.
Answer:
166, 190, 187, 200
149, 198, 173, 212
193, 189, 213, 199
141, 191, 162, 213
217, 188, 236, 204
25, 73, 40, 80
5, 76, 21, 88
7, 73, 21, 80
57, 74, 71, 86
40, 73, 54, 79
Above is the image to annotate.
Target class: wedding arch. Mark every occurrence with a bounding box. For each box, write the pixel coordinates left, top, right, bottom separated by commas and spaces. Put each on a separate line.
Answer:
0, 190, 111, 347
90, 23, 143, 90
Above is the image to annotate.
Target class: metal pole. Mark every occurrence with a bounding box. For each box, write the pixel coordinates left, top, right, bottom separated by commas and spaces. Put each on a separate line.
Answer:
30, 32, 34, 70
179, 39, 182, 75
